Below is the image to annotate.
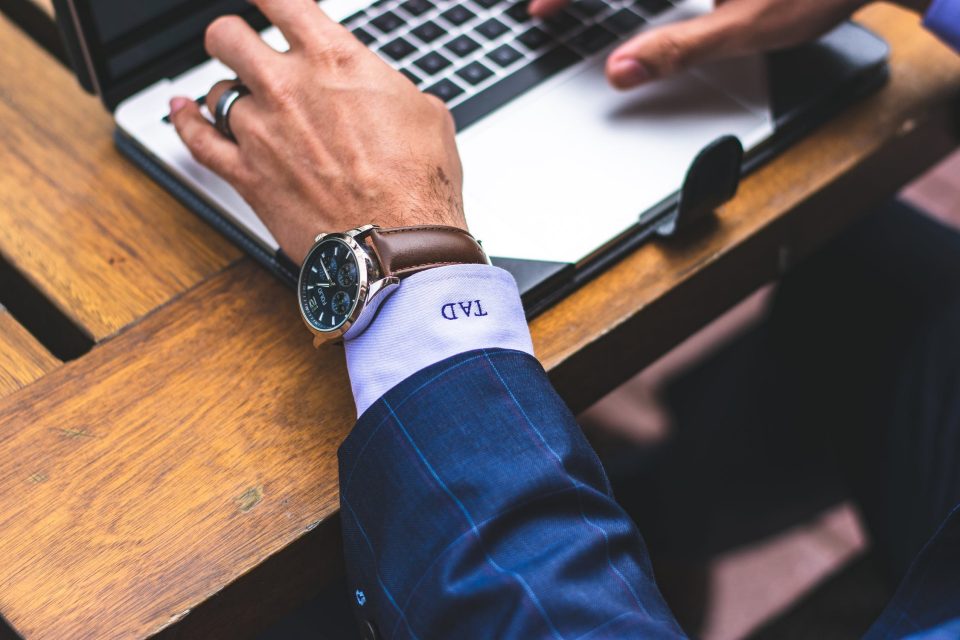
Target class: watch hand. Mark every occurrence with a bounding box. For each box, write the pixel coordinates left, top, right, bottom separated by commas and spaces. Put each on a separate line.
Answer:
320, 260, 333, 283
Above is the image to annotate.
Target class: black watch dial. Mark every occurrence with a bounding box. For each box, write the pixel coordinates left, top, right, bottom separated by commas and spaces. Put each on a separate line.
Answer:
299, 237, 362, 332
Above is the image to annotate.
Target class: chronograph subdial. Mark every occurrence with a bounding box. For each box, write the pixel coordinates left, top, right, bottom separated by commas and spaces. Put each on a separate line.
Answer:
337, 261, 357, 287
331, 291, 351, 316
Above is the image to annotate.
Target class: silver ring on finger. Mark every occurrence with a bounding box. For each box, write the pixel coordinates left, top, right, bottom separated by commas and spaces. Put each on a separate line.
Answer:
213, 83, 251, 142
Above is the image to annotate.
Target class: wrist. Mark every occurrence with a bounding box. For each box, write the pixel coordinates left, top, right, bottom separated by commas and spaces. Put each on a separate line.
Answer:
296, 224, 488, 346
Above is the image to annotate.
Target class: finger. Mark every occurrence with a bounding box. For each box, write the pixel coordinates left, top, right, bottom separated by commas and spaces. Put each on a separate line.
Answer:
605, 0, 857, 89
250, 0, 341, 49
528, 0, 569, 18
204, 80, 259, 142
205, 15, 279, 90
169, 97, 243, 180
605, 7, 748, 89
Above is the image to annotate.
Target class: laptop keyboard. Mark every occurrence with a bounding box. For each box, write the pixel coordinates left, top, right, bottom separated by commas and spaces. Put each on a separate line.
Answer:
354, 0, 675, 130
163, 0, 678, 130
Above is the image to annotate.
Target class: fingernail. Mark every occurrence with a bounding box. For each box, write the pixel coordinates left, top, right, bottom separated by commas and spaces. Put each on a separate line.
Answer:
169, 97, 190, 115
610, 58, 651, 88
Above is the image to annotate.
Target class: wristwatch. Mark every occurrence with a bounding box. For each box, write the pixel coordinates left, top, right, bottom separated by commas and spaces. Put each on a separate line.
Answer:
297, 224, 489, 346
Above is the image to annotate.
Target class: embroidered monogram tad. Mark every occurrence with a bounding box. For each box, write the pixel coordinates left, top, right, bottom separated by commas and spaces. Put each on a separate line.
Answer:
441, 300, 490, 320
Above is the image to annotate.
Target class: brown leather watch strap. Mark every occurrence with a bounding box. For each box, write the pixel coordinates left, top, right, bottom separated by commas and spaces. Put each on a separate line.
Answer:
366, 225, 489, 278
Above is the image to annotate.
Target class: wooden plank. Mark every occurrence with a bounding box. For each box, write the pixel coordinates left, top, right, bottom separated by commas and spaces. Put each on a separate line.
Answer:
0, 308, 58, 398
536, 4, 960, 412
0, 0, 66, 65
0, 262, 351, 640
0, 15, 240, 343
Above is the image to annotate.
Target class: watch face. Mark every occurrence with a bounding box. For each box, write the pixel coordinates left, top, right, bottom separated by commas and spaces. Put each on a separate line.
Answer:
299, 238, 363, 332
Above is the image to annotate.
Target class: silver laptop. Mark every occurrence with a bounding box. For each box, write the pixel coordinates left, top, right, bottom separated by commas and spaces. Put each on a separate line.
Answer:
57, 0, 887, 311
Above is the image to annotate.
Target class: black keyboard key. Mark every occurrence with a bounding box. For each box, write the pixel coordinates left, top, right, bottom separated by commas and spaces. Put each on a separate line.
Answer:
370, 11, 405, 34
401, 68, 422, 85
342, 10, 366, 26
517, 26, 551, 50
603, 8, 645, 34
401, 0, 434, 16
487, 43, 524, 67
441, 5, 476, 25
541, 11, 580, 35
475, 0, 504, 7
634, 0, 673, 15
475, 17, 510, 40
372, 0, 390, 7
380, 36, 417, 60
504, 2, 533, 23
414, 51, 453, 75
445, 34, 481, 57
456, 60, 495, 85
425, 78, 465, 102
568, 24, 616, 53
411, 20, 446, 43
451, 45, 582, 130
352, 27, 376, 45
571, 0, 607, 18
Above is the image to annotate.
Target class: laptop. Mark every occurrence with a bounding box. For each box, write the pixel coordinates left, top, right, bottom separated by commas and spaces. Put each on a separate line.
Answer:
55, 0, 889, 317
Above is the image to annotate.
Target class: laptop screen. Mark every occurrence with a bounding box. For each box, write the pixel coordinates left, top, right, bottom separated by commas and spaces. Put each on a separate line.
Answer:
62, 0, 269, 109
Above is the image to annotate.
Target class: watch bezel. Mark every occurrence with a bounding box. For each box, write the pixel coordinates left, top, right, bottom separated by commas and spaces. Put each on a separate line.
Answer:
297, 231, 378, 342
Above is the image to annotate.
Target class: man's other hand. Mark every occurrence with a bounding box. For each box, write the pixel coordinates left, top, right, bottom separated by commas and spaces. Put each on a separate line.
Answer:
169, 0, 466, 264
529, 0, 928, 90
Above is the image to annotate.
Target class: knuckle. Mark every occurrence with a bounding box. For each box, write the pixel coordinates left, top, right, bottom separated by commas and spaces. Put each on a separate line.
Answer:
260, 73, 297, 105
314, 40, 359, 68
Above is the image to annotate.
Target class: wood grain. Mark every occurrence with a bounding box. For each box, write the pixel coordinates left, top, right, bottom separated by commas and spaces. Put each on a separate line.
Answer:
0, 309, 58, 398
0, 261, 352, 640
535, 4, 960, 412
0, 15, 240, 342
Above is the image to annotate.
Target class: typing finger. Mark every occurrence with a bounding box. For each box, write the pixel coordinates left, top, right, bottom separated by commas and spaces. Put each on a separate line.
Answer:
205, 15, 280, 90
250, 0, 343, 50
169, 97, 243, 182
205, 80, 262, 144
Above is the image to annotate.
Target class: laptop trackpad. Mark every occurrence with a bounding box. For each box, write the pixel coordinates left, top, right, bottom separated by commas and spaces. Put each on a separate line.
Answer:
458, 56, 773, 264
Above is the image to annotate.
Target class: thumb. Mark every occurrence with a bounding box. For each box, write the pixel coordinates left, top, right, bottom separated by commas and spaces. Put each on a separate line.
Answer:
606, 10, 741, 89
605, 0, 862, 89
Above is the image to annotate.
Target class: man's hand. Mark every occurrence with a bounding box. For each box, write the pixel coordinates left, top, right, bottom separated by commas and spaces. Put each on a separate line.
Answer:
169, 0, 465, 264
529, 0, 929, 90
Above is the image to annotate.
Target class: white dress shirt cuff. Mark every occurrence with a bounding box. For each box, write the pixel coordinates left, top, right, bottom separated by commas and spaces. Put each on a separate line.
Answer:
344, 264, 534, 416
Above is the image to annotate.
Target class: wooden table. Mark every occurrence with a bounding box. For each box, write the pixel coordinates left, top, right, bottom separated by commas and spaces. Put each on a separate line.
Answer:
0, 309, 58, 399
0, 4, 957, 638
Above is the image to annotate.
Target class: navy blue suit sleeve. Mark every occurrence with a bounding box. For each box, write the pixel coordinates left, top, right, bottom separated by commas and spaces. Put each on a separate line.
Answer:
338, 349, 685, 639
